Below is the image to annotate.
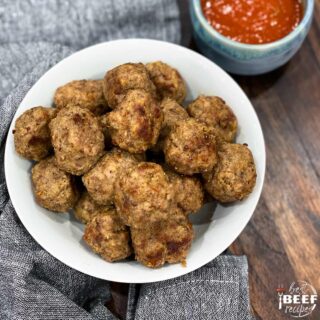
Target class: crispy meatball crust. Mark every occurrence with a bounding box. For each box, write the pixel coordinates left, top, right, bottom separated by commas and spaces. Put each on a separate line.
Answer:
31, 157, 79, 212
131, 227, 166, 268
131, 209, 193, 268
165, 168, 204, 214
74, 192, 113, 224
146, 61, 187, 104
152, 98, 189, 153
103, 89, 163, 153
54, 80, 108, 116
13, 106, 56, 161
187, 96, 237, 143
103, 63, 156, 108
114, 162, 175, 228
82, 148, 140, 205
160, 98, 189, 138
164, 118, 218, 175
49, 105, 104, 175
161, 213, 194, 264
203, 143, 257, 203
83, 208, 132, 262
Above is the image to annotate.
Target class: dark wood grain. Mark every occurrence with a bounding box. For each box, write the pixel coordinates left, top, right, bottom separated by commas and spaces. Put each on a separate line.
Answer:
106, 282, 129, 319
109, 2, 320, 319
230, 3, 320, 319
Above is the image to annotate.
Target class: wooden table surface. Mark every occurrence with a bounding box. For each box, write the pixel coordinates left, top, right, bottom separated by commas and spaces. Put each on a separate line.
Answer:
108, 2, 320, 319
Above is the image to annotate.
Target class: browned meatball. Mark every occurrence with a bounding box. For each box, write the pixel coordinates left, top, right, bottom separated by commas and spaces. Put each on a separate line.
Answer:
82, 148, 140, 205
103, 63, 156, 108
160, 98, 189, 138
31, 157, 79, 212
152, 98, 189, 152
114, 162, 175, 228
203, 143, 256, 203
161, 213, 194, 264
49, 105, 104, 175
13, 107, 56, 161
54, 80, 108, 116
164, 118, 218, 175
131, 226, 166, 268
102, 89, 163, 153
83, 207, 132, 262
146, 61, 187, 104
187, 96, 237, 143
165, 168, 204, 214
131, 209, 193, 268
74, 191, 112, 224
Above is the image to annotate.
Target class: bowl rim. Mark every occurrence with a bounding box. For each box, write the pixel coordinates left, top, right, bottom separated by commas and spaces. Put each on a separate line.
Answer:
193, 0, 314, 51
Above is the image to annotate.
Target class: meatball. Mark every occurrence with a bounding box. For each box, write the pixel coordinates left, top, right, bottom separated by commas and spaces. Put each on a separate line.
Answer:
165, 168, 204, 214
131, 209, 193, 268
164, 118, 218, 175
103, 63, 156, 108
13, 106, 56, 161
162, 213, 194, 264
102, 89, 163, 153
82, 148, 140, 205
31, 157, 79, 212
131, 227, 166, 268
83, 207, 132, 262
114, 162, 175, 228
160, 98, 189, 138
146, 61, 187, 104
152, 98, 189, 152
74, 192, 113, 224
187, 96, 237, 143
203, 143, 257, 202
49, 105, 104, 175
54, 80, 108, 116
161, 98, 188, 129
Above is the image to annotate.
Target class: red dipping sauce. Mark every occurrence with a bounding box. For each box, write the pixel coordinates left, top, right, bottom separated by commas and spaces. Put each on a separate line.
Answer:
201, 0, 303, 44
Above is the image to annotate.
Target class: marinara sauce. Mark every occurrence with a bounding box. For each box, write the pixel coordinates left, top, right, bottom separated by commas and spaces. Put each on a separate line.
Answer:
201, 0, 303, 44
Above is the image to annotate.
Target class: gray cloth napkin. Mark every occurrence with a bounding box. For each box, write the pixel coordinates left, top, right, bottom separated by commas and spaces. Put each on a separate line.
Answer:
0, 1, 254, 319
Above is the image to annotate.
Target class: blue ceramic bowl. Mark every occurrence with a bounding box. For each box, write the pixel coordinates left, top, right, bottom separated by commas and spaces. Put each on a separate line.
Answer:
190, 0, 314, 75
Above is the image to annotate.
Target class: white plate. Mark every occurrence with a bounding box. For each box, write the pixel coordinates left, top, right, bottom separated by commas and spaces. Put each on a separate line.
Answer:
5, 39, 265, 283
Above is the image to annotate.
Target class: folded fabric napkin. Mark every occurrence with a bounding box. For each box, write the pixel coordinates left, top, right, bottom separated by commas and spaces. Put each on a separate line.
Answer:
0, 1, 254, 319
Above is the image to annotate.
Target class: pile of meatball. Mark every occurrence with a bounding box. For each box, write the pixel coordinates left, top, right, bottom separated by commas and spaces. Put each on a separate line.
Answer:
13, 61, 257, 268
